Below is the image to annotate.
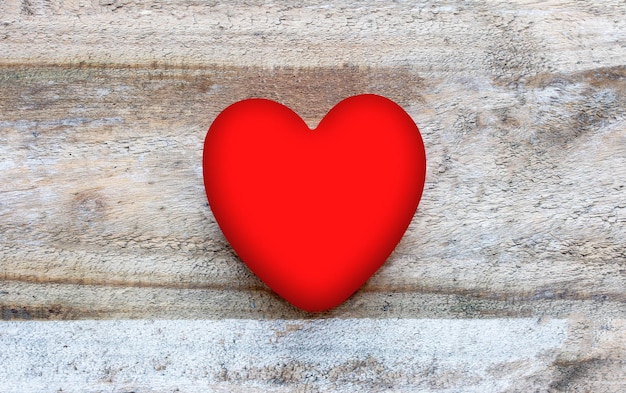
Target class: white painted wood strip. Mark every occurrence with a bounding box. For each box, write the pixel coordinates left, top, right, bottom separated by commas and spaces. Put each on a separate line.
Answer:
0, 318, 568, 393
1, 1, 625, 72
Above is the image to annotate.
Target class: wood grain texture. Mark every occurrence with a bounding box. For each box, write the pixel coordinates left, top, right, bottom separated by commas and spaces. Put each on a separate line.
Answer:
0, 319, 571, 393
0, 0, 625, 391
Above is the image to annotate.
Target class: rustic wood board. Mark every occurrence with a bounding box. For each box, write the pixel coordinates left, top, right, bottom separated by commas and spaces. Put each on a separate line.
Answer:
0, 0, 625, 391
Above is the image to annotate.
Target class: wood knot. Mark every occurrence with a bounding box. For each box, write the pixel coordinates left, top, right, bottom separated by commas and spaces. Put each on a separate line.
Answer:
70, 188, 108, 229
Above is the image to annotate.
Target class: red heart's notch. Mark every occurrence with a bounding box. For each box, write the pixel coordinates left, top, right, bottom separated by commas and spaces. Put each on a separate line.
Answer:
203, 94, 426, 312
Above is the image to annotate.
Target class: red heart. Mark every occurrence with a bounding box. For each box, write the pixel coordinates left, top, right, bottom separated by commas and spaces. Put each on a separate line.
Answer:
203, 94, 426, 312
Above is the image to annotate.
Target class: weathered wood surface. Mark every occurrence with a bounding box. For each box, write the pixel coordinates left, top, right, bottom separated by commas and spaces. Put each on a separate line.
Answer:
1, 318, 573, 393
0, 0, 625, 391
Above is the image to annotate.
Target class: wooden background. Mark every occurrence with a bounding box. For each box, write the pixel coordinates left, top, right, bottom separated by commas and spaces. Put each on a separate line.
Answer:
0, 0, 625, 391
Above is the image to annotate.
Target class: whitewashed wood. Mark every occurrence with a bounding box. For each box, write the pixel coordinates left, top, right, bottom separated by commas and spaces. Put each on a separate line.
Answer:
0, 0, 625, 391
0, 318, 571, 392
1, 0, 626, 72
2, 318, 624, 392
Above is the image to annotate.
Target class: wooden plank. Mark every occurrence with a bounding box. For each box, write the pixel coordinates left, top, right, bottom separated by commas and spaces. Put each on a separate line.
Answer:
1, 0, 626, 72
0, 318, 572, 392
1, 65, 624, 320
0, 0, 625, 391
1, 318, 625, 392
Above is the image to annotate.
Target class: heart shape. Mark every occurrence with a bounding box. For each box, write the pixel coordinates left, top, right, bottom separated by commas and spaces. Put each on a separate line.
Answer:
203, 94, 426, 312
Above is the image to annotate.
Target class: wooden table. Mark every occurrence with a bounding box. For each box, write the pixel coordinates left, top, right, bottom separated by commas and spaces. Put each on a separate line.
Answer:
1, 1, 624, 391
